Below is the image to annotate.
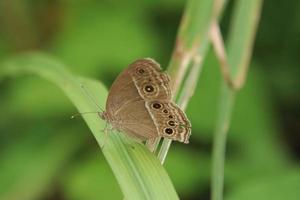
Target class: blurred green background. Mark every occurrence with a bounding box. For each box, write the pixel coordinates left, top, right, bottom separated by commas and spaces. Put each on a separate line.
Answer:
0, 0, 299, 200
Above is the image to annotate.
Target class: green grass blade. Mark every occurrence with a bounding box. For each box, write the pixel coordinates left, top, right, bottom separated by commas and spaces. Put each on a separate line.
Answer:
211, 1, 263, 200
227, 0, 263, 85
211, 85, 235, 200
167, 0, 214, 92
158, 0, 216, 164
0, 52, 179, 200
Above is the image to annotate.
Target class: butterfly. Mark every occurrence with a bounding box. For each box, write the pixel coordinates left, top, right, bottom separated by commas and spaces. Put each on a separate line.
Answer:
99, 58, 191, 143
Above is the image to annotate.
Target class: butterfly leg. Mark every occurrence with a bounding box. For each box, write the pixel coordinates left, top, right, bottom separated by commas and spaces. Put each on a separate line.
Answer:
146, 137, 161, 153
100, 122, 110, 149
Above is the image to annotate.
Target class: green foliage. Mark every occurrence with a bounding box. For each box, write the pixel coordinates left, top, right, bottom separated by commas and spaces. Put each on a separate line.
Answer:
0, 0, 299, 200
0, 53, 179, 200
62, 154, 122, 200
226, 168, 300, 200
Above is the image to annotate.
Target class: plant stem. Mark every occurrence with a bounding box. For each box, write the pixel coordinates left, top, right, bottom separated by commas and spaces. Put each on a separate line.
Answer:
210, 1, 263, 199
157, 138, 172, 164
156, 0, 216, 164
158, 52, 206, 163
211, 86, 235, 200
177, 54, 204, 111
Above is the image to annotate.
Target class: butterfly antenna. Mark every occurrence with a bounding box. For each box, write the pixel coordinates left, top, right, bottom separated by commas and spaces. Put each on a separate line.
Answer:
71, 111, 100, 119
80, 83, 104, 112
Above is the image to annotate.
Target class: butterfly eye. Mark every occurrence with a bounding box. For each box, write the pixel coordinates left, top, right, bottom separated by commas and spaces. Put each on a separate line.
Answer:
164, 128, 174, 135
168, 120, 175, 126
144, 85, 154, 93
152, 102, 162, 109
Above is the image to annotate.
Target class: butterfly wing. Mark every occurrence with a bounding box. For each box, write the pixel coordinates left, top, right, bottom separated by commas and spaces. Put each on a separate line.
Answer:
106, 58, 171, 116
126, 59, 172, 101
145, 101, 191, 143
112, 100, 158, 141
105, 58, 171, 141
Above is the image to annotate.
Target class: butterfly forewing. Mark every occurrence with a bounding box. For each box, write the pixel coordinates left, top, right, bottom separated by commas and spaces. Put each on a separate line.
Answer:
104, 58, 191, 143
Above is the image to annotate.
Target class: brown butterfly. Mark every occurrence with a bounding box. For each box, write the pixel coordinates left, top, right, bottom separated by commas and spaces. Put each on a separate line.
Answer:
100, 58, 191, 143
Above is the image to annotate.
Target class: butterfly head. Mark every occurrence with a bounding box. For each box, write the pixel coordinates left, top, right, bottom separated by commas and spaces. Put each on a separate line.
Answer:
99, 111, 108, 120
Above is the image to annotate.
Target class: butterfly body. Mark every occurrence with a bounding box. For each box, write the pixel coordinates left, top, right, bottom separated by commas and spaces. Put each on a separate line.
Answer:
101, 58, 191, 143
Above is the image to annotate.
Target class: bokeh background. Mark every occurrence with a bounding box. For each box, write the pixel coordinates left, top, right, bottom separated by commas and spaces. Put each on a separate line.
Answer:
0, 0, 299, 200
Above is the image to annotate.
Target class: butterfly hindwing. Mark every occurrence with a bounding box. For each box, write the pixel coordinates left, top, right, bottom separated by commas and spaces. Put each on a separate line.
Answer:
104, 58, 191, 143
145, 101, 191, 143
